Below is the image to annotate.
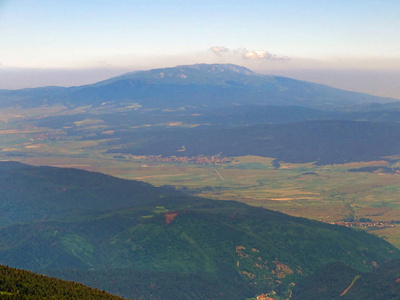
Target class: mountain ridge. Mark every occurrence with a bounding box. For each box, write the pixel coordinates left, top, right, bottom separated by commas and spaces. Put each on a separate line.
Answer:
0, 63, 397, 109
0, 161, 180, 227
0, 161, 399, 299
93, 63, 259, 86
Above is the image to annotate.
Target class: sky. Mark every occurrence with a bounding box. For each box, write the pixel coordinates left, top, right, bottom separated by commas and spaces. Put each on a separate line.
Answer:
1, 0, 400, 98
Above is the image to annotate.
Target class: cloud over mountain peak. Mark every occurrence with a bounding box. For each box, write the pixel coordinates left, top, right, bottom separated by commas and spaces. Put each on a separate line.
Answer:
209, 46, 290, 61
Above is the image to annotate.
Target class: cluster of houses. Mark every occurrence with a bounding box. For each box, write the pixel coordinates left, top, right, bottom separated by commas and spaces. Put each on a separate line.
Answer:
32, 130, 65, 141
324, 220, 394, 228
138, 154, 232, 164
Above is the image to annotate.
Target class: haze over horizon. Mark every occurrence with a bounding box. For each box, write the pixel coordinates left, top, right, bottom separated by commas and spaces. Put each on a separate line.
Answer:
1, 0, 400, 99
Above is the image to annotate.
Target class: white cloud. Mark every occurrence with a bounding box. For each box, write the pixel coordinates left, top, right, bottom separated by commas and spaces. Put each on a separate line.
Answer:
241, 49, 290, 61
209, 46, 230, 56
242, 50, 270, 59
209, 46, 290, 61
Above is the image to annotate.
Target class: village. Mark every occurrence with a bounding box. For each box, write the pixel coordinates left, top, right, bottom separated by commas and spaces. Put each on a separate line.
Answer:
130, 154, 233, 164
323, 220, 395, 229
31, 130, 65, 141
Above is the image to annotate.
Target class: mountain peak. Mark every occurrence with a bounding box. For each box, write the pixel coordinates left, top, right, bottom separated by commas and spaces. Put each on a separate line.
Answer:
175, 63, 255, 75
1, 63, 397, 109
94, 63, 258, 87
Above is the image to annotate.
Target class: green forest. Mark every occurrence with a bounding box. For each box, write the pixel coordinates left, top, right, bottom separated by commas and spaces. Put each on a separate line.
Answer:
0, 265, 125, 299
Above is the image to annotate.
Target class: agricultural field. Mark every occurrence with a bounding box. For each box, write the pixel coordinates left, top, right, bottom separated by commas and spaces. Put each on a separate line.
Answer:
2, 106, 400, 247
2, 134, 400, 246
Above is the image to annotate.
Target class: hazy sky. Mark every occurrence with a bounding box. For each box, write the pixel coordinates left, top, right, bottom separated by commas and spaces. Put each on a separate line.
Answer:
1, 0, 400, 98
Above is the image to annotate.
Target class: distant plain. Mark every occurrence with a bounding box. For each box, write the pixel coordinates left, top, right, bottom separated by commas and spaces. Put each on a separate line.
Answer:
3, 105, 400, 248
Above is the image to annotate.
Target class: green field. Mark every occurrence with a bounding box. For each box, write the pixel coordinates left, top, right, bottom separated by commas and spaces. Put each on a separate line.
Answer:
2, 109, 400, 247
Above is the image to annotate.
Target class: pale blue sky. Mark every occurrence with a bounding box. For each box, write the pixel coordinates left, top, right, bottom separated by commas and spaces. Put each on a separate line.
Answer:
1, 0, 400, 98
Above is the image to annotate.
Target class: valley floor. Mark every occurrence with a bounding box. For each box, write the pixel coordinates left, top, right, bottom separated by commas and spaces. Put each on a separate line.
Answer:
5, 151, 400, 248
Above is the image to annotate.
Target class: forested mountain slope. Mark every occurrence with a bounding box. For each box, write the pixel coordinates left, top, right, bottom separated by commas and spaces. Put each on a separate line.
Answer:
0, 264, 125, 299
0, 162, 399, 299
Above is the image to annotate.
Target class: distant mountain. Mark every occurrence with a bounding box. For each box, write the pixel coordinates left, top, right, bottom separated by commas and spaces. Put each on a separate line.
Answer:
0, 162, 399, 299
0, 264, 125, 299
0, 64, 397, 109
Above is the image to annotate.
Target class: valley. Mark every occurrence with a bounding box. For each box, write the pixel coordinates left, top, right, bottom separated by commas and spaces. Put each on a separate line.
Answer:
3, 114, 400, 247
4, 0, 400, 297
2, 64, 400, 298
